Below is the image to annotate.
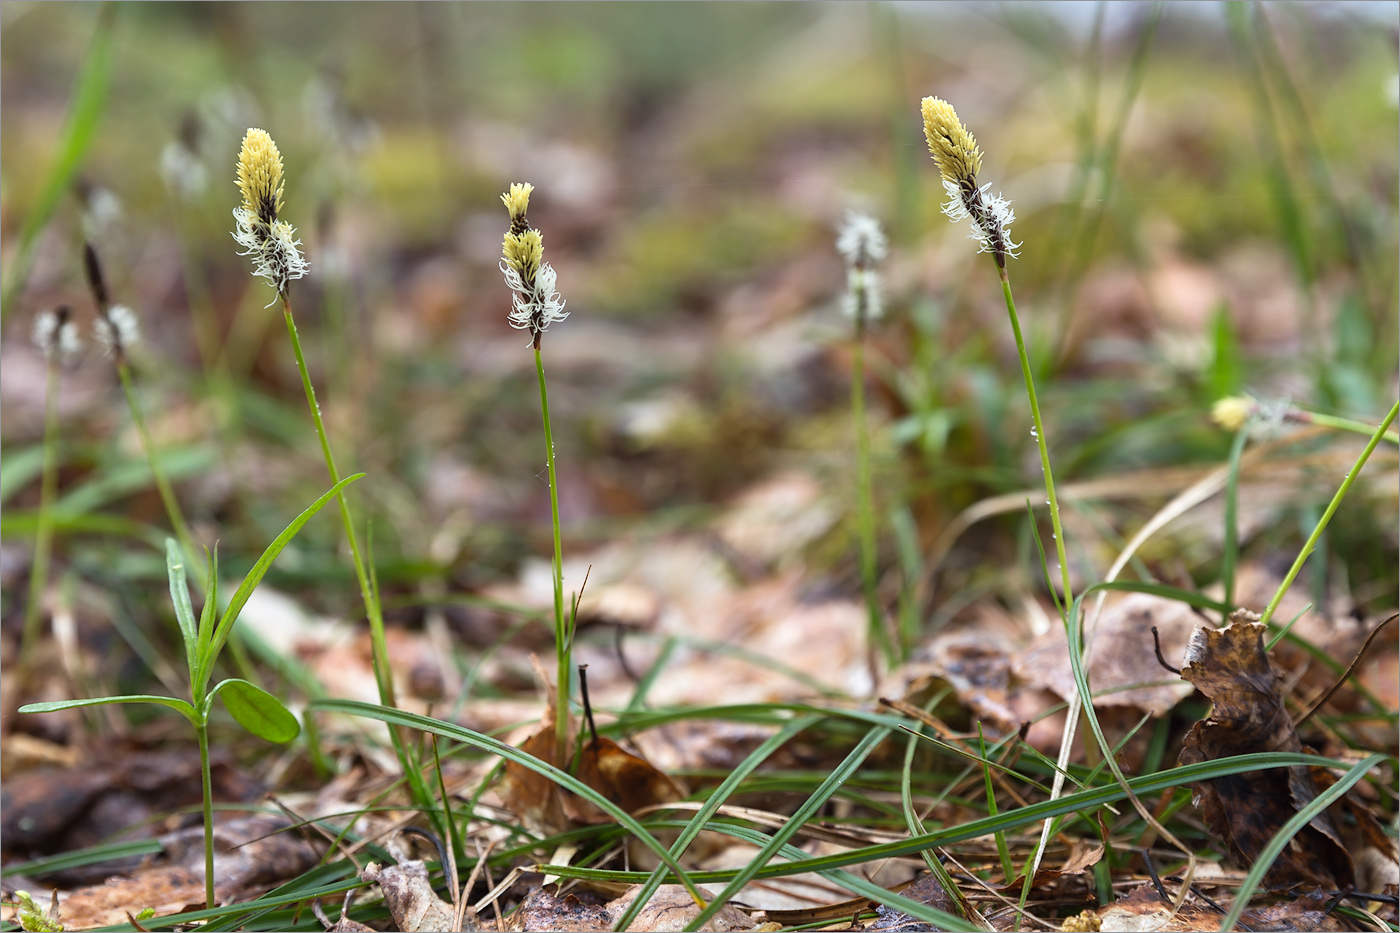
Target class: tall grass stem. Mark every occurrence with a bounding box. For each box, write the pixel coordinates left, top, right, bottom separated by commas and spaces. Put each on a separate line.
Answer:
851, 333, 894, 666
22, 361, 62, 664
534, 347, 570, 763
279, 295, 396, 710
115, 360, 200, 585
1258, 400, 1398, 627
999, 268, 1072, 607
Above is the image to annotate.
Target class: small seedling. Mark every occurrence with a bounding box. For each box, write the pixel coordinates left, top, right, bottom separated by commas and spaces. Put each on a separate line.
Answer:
18, 474, 361, 910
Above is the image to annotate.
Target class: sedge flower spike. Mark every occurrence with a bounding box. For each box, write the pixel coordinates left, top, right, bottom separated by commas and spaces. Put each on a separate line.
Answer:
232, 128, 308, 304
1212, 395, 1257, 432
836, 212, 888, 325
95, 305, 141, 359
32, 308, 82, 363
499, 182, 567, 343
921, 96, 1020, 263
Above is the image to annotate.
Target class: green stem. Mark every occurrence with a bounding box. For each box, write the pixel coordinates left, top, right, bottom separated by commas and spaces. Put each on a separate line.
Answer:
999, 267, 1073, 609
22, 360, 62, 664
534, 347, 569, 764
851, 331, 893, 666
280, 295, 396, 710
1258, 400, 1399, 627
1297, 408, 1400, 445
116, 358, 200, 587
197, 720, 215, 910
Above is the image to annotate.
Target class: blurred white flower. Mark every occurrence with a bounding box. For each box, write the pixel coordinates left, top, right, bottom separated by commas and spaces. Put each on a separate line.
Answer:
96, 304, 141, 358
32, 310, 82, 362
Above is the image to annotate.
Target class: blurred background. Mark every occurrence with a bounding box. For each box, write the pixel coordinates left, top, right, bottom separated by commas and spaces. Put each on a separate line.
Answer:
2, 2, 1397, 714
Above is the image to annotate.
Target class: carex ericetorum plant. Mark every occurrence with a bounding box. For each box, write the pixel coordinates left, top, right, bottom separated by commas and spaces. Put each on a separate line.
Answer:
499, 181, 574, 763
836, 212, 895, 666
231, 128, 398, 712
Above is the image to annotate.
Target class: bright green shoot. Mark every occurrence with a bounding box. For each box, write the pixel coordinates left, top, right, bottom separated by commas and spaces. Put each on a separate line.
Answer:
18, 473, 361, 910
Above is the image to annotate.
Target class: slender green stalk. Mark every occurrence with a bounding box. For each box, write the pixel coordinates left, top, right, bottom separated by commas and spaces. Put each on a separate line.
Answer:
999, 268, 1072, 607
851, 331, 893, 666
1258, 400, 1398, 627
1221, 426, 1250, 612
22, 360, 62, 664
534, 347, 570, 764
279, 295, 395, 710
115, 359, 200, 583
1297, 408, 1399, 444
196, 721, 215, 910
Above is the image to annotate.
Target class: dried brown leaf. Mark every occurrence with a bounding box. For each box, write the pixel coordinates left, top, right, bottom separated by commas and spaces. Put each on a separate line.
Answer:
1177, 617, 1352, 890
563, 737, 684, 825
606, 885, 754, 932
362, 859, 457, 933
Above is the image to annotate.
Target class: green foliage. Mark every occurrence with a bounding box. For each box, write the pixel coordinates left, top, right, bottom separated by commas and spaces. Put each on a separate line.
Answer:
18, 474, 361, 909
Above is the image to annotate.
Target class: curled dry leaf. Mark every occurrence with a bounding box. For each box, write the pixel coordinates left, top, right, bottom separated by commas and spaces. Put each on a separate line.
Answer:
362, 859, 458, 933
1176, 615, 1398, 892
562, 736, 685, 825
497, 658, 681, 835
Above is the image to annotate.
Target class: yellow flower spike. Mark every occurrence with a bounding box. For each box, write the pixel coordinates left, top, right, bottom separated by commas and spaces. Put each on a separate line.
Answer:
921, 96, 982, 188
1212, 395, 1257, 432
235, 128, 285, 224
502, 229, 543, 282
502, 182, 534, 233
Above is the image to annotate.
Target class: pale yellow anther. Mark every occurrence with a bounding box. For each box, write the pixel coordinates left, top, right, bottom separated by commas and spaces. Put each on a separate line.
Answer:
501, 182, 534, 224
502, 229, 544, 280
1212, 395, 1256, 432
921, 97, 982, 186
236, 128, 286, 221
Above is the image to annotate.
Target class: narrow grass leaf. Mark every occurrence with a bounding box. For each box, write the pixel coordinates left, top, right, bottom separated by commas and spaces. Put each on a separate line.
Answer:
685, 723, 891, 930
613, 714, 822, 931
308, 698, 707, 909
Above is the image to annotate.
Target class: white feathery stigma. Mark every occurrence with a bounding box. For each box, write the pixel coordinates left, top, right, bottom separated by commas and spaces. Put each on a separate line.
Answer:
32, 311, 82, 363
941, 178, 1020, 259
96, 304, 142, 358
503, 258, 568, 338
233, 210, 310, 306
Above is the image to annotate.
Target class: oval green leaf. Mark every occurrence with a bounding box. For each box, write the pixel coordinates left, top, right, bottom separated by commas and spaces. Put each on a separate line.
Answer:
213, 679, 299, 744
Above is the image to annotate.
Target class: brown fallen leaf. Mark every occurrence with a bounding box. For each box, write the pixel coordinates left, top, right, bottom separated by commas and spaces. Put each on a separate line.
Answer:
868, 872, 957, 931
495, 659, 570, 837
1177, 615, 1353, 890
606, 885, 754, 932
509, 887, 613, 932
1090, 884, 1352, 932
563, 736, 685, 825
1014, 594, 1196, 717
362, 858, 459, 933
55, 867, 206, 931
498, 658, 681, 834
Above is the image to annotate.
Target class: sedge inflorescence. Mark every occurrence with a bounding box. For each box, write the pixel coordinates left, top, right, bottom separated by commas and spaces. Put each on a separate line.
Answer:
232, 128, 308, 303
836, 212, 888, 326
500, 182, 567, 345
32, 308, 82, 363
921, 97, 1019, 264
